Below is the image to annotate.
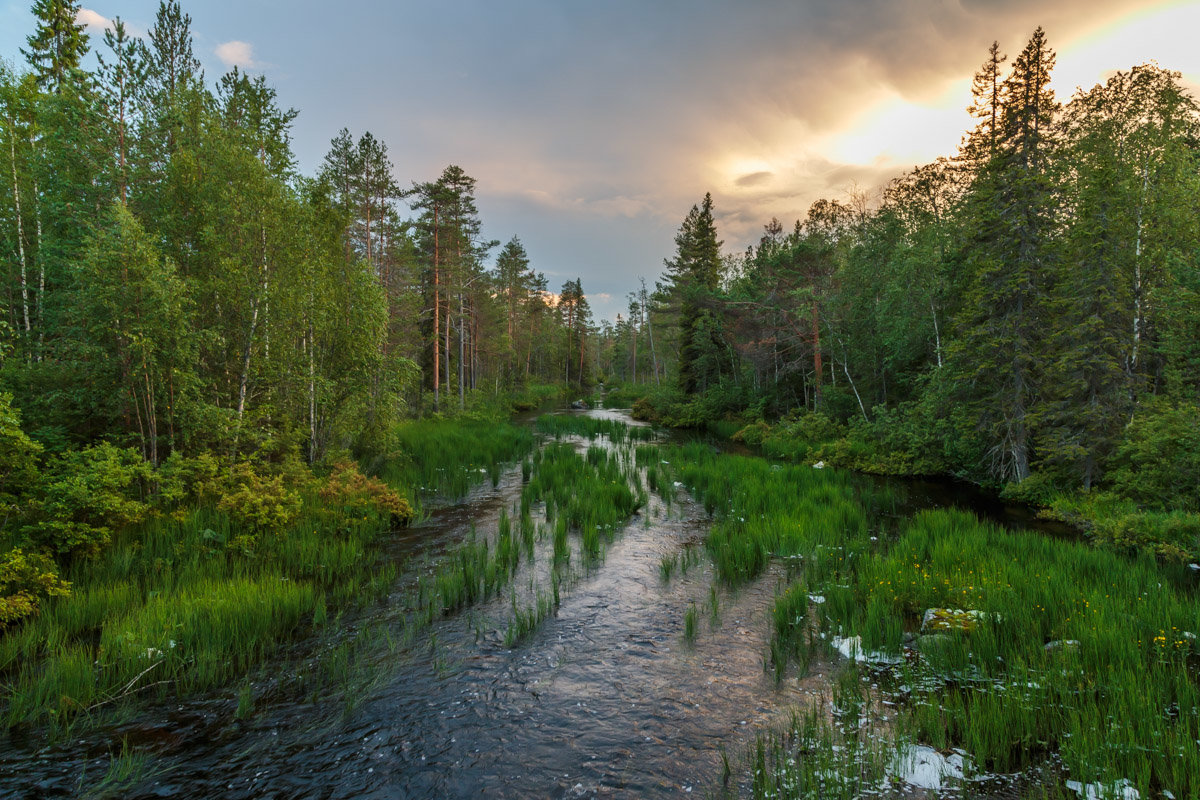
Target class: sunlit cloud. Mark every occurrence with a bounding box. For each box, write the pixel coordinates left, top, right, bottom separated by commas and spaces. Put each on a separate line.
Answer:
75, 8, 111, 33
75, 8, 145, 38
215, 40, 260, 69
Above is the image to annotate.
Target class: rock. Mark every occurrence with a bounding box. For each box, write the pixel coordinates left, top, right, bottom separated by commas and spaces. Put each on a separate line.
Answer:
916, 633, 954, 654
890, 745, 965, 792
812, 461, 825, 469
1044, 639, 1081, 652
831, 635, 902, 665
1065, 778, 1139, 800
921, 608, 999, 634
570, 399, 588, 410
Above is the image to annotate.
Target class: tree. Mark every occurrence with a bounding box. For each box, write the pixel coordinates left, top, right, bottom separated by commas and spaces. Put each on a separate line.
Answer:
663, 193, 726, 394
96, 17, 147, 204
558, 278, 591, 388
72, 202, 193, 463
494, 236, 535, 385
950, 29, 1060, 484
21, 0, 88, 93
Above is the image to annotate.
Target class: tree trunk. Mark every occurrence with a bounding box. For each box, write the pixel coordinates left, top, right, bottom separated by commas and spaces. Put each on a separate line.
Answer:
811, 302, 823, 407
9, 122, 31, 342
32, 161, 43, 361
432, 204, 440, 411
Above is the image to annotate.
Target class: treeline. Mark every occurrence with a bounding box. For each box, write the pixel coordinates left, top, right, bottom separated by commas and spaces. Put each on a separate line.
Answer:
610, 29, 1200, 558
0, 0, 598, 472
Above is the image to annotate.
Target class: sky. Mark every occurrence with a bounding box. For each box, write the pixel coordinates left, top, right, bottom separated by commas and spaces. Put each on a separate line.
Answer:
3, 0, 1199, 322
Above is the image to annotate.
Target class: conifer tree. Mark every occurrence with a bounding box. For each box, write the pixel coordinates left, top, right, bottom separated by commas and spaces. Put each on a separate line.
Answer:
664, 193, 725, 394
22, 0, 88, 93
951, 28, 1060, 484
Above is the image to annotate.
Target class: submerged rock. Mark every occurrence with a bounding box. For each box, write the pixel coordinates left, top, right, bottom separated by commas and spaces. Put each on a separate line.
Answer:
831, 635, 902, 666
890, 745, 965, 791
1065, 778, 1139, 800
921, 608, 999, 634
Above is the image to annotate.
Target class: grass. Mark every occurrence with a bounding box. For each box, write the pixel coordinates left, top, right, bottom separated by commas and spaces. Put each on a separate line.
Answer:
676, 436, 1200, 797
379, 418, 535, 504
79, 738, 159, 800
534, 413, 656, 443
504, 584, 560, 647
523, 441, 645, 561
769, 580, 813, 683
684, 602, 698, 642
842, 509, 1200, 788
738, 701, 894, 800
667, 442, 878, 585
411, 418, 649, 651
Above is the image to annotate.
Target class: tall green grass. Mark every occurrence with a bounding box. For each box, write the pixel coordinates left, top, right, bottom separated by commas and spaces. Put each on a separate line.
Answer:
380, 418, 535, 502
682, 435, 1200, 797
841, 509, 1200, 790
668, 443, 874, 585
1, 497, 401, 732
534, 413, 656, 443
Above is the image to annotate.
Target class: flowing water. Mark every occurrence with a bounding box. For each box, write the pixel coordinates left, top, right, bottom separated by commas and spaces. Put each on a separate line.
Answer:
0, 409, 1061, 799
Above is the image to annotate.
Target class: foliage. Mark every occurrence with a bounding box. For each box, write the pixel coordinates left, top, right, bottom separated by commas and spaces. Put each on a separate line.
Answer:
22, 443, 153, 558
318, 460, 413, 525
215, 463, 303, 536
1107, 398, 1200, 513
0, 547, 69, 626
0, 392, 41, 509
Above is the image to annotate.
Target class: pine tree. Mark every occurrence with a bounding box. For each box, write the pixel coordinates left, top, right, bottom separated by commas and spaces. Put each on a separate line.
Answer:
96, 17, 147, 205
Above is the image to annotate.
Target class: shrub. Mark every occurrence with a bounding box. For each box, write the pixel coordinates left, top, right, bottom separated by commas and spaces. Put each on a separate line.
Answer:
1107, 398, 1200, 512
318, 460, 413, 525
0, 392, 42, 511
216, 463, 302, 535
22, 443, 153, 558
155, 450, 224, 509
630, 396, 660, 422
731, 420, 770, 446
0, 548, 70, 626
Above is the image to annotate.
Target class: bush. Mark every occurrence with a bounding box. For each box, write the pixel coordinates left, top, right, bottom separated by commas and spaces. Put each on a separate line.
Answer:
318, 460, 413, 525
156, 450, 224, 509
731, 420, 770, 446
216, 463, 303, 536
1107, 398, 1200, 512
0, 548, 70, 626
631, 396, 661, 422
22, 443, 153, 558
0, 392, 41, 511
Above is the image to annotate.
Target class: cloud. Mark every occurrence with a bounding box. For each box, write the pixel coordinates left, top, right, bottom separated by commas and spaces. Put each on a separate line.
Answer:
215, 40, 260, 69
735, 171, 773, 188
75, 8, 111, 33
75, 8, 145, 38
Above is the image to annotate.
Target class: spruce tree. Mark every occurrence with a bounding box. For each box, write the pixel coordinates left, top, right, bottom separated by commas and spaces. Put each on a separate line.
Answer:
664, 193, 724, 394
951, 29, 1060, 484
22, 0, 88, 93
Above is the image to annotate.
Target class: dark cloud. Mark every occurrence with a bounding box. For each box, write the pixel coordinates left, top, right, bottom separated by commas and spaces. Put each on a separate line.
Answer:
735, 171, 773, 188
